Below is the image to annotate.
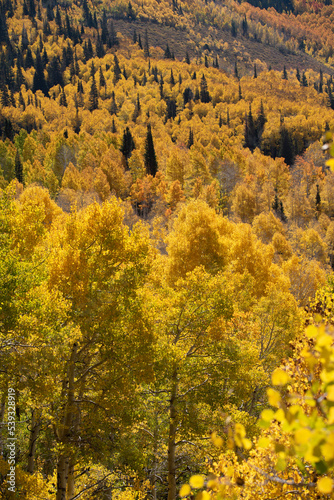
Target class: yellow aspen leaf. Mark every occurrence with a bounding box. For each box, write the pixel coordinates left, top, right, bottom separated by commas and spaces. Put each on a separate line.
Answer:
274, 409, 285, 422
325, 158, 334, 171
242, 438, 252, 450
327, 385, 334, 401
258, 437, 270, 448
294, 428, 312, 445
234, 423, 246, 437
195, 492, 211, 500
207, 479, 218, 490
189, 475, 205, 489
317, 477, 333, 494
321, 443, 334, 461
320, 370, 334, 383
272, 368, 290, 386
306, 324, 319, 338
211, 432, 223, 448
180, 484, 191, 497
328, 407, 334, 424
261, 409, 275, 421
267, 388, 281, 407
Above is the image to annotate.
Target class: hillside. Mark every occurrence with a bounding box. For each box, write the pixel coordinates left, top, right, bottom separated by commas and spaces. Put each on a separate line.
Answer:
1, 0, 334, 499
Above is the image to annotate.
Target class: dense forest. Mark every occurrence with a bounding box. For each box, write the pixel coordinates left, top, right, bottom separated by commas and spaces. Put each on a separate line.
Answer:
1, 0, 334, 498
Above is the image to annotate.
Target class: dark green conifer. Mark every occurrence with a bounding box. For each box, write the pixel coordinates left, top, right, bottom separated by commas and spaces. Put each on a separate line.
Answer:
144, 124, 158, 176
15, 149, 23, 183
88, 73, 99, 111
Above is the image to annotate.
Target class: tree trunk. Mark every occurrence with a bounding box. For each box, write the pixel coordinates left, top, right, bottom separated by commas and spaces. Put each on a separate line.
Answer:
57, 455, 69, 500
167, 368, 178, 500
67, 460, 75, 499
27, 410, 41, 473
56, 343, 77, 500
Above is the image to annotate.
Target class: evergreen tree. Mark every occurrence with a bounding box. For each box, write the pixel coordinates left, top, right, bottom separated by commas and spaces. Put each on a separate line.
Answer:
101, 10, 108, 44
234, 61, 239, 79
88, 74, 99, 111
279, 125, 295, 166
15, 149, 23, 183
165, 98, 177, 121
59, 88, 67, 107
200, 74, 211, 103
187, 128, 194, 148
204, 55, 208, 68
164, 44, 172, 59
302, 72, 308, 87
138, 33, 142, 49
159, 74, 164, 98
231, 19, 237, 37
319, 69, 323, 93
99, 67, 106, 97
183, 87, 193, 106
32, 49, 49, 96
296, 67, 301, 82
244, 104, 257, 151
227, 108, 230, 127
96, 32, 105, 58
133, 29, 137, 44
109, 21, 119, 47
120, 127, 135, 165
185, 52, 190, 64
238, 82, 242, 100
144, 124, 158, 176
170, 69, 175, 86
316, 184, 321, 213
283, 65, 288, 80
24, 47, 34, 69
48, 56, 64, 88
254, 63, 257, 78
242, 15, 248, 37
113, 55, 121, 84
127, 1, 136, 20
112, 117, 117, 133
144, 29, 150, 58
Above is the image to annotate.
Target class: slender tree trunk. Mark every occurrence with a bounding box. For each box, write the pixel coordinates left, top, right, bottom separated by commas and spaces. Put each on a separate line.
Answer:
56, 343, 77, 500
67, 460, 75, 499
27, 410, 41, 473
167, 368, 178, 500
151, 410, 158, 500
57, 456, 69, 500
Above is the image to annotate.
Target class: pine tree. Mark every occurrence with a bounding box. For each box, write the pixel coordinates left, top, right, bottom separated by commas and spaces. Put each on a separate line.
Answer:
164, 44, 172, 59
234, 61, 239, 79
59, 88, 67, 107
113, 55, 121, 84
319, 69, 323, 93
120, 127, 135, 166
32, 49, 49, 96
254, 63, 257, 78
170, 69, 175, 86
316, 184, 321, 213
144, 124, 158, 176
15, 149, 23, 183
88, 73, 99, 111
283, 65, 288, 80
231, 19, 237, 37
279, 125, 295, 166
296, 67, 301, 82
200, 74, 211, 103
99, 66, 106, 96
144, 29, 150, 58
101, 10, 108, 44
109, 91, 117, 115
187, 128, 194, 148
238, 82, 242, 100
185, 52, 190, 64
302, 72, 308, 87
